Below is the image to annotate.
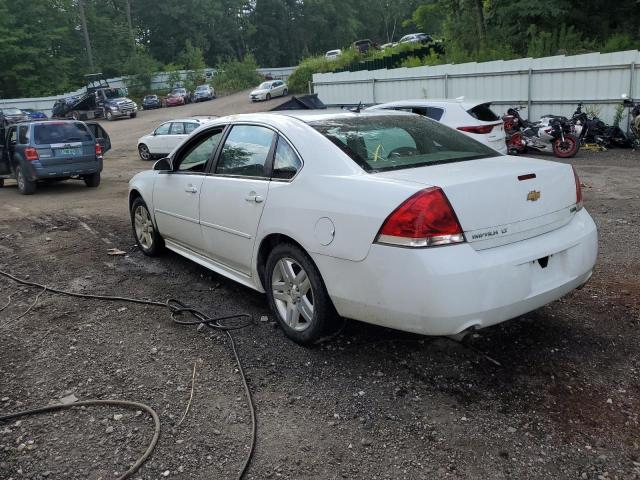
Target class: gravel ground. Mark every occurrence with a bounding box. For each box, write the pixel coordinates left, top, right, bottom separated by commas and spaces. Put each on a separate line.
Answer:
0, 96, 639, 479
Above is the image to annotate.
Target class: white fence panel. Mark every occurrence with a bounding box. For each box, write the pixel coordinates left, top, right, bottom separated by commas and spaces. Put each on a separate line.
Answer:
313, 50, 640, 124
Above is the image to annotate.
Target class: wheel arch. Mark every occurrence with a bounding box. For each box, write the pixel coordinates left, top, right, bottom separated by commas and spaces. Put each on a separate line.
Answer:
256, 233, 313, 291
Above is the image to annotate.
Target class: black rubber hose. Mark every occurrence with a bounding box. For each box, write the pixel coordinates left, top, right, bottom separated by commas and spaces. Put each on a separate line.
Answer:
0, 399, 160, 480
0, 269, 256, 480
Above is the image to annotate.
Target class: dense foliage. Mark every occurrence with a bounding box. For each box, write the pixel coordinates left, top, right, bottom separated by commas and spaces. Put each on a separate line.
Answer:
0, 0, 638, 98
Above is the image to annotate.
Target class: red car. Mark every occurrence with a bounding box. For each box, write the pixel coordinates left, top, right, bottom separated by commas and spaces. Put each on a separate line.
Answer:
164, 93, 185, 107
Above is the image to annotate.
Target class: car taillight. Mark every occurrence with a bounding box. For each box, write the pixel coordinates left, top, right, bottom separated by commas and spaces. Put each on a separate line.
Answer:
457, 124, 496, 134
376, 187, 465, 247
95, 143, 102, 156
572, 166, 583, 211
24, 147, 39, 161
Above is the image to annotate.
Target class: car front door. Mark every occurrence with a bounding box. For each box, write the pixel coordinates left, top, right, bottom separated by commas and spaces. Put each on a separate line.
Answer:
199, 124, 275, 276
153, 126, 225, 253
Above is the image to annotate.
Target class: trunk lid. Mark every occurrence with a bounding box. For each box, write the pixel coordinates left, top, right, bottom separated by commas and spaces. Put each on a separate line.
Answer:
374, 156, 579, 250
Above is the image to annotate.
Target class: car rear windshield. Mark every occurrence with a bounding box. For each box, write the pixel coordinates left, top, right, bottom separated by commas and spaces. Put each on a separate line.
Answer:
467, 103, 500, 121
34, 122, 93, 145
309, 114, 498, 173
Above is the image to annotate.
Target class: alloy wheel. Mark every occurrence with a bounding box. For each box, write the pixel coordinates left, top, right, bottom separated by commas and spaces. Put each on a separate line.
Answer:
134, 205, 154, 250
271, 257, 314, 332
139, 144, 151, 160
17, 168, 24, 190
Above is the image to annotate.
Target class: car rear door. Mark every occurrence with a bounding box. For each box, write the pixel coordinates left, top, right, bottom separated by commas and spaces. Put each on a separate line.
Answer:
199, 124, 275, 275
153, 126, 226, 253
86, 122, 111, 153
0, 127, 10, 175
166, 122, 189, 153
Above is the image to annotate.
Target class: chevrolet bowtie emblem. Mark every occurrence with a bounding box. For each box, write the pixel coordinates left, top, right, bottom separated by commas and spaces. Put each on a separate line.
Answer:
527, 190, 541, 202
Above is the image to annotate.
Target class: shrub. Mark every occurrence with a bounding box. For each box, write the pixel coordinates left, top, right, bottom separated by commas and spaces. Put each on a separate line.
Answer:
212, 54, 262, 94
288, 48, 359, 93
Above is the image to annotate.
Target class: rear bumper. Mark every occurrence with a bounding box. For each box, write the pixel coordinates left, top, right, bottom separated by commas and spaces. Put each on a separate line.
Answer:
25, 159, 103, 181
313, 209, 597, 336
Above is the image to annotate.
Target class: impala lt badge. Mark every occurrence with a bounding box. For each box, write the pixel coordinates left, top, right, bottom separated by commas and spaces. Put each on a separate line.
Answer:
527, 190, 541, 202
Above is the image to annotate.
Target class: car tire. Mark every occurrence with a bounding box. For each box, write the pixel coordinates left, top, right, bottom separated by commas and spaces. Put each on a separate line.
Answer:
105, 110, 114, 121
266, 93, 271, 101
130, 112, 137, 119
0, 178, 4, 188
283, 88, 288, 96
138, 144, 152, 161
131, 197, 164, 256
265, 243, 339, 345
16, 165, 36, 195
84, 172, 101, 187
71, 111, 80, 120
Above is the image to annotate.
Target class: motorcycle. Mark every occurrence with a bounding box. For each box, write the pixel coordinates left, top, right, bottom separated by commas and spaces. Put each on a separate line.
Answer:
503, 106, 579, 158
571, 101, 633, 149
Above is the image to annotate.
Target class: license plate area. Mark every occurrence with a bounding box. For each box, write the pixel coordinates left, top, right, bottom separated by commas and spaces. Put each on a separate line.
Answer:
56, 147, 82, 157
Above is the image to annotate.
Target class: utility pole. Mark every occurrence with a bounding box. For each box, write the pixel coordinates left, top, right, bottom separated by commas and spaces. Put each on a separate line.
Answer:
78, 0, 95, 70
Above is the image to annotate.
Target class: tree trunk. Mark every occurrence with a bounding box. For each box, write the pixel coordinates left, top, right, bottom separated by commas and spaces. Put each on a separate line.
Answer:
125, 0, 135, 50
78, 0, 94, 70
473, 0, 486, 44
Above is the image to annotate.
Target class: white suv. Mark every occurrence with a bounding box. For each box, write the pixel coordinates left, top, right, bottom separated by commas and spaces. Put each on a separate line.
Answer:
367, 99, 507, 154
137, 118, 214, 160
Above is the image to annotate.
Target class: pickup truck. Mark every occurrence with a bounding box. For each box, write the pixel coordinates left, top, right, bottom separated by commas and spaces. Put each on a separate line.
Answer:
52, 73, 138, 122
0, 120, 111, 194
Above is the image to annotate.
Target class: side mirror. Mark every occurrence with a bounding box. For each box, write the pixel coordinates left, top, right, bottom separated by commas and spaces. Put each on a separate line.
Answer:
153, 157, 172, 171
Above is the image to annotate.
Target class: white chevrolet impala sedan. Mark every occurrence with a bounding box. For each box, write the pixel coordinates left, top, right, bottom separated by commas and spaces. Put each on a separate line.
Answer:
128, 111, 597, 345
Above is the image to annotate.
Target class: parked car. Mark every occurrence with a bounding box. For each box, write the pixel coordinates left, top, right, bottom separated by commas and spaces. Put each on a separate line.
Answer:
21, 109, 48, 120
353, 39, 374, 54
325, 49, 342, 60
170, 87, 191, 104
164, 93, 185, 107
193, 85, 215, 102
0, 120, 111, 194
137, 118, 214, 160
142, 95, 162, 110
380, 42, 397, 50
366, 99, 508, 154
399, 33, 433, 44
0, 107, 29, 127
250, 80, 288, 102
128, 111, 597, 345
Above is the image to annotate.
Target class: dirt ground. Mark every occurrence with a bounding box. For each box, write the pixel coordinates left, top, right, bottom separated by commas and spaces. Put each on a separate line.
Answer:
1, 92, 639, 480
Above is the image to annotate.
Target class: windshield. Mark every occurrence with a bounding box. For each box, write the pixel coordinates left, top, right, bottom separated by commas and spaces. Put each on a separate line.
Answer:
104, 88, 126, 99
258, 82, 272, 89
309, 114, 498, 173
34, 122, 93, 145
144, 95, 157, 100
171, 88, 186, 94
3, 108, 23, 115
195, 85, 208, 91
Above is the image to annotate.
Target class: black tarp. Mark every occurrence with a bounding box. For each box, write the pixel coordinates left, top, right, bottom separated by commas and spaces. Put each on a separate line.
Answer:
270, 94, 326, 111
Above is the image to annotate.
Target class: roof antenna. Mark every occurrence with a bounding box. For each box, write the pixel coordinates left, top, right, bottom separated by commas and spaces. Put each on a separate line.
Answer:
349, 101, 363, 113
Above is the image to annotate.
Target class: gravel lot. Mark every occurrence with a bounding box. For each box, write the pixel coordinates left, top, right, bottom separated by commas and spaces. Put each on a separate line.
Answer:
1, 93, 639, 480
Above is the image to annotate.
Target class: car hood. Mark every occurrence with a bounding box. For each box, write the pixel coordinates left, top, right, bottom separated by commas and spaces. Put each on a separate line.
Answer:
251, 89, 269, 95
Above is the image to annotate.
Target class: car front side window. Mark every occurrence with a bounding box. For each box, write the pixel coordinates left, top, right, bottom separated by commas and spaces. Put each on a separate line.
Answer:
155, 123, 170, 136
175, 128, 224, 173
216, 125, 275, 178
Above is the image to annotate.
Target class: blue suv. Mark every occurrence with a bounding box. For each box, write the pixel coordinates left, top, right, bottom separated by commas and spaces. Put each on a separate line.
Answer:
0, 120, 111, 194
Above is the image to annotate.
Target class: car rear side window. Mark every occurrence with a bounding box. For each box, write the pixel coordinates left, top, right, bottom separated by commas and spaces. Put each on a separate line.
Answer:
33, 122, 92, 145
391, 106, 444, 121
310, 114, 497, 173
170, 122, 185, 135
184, 122, 199, 134
467, 103, 500, 121
216, 125, 275, 178
273, 136, 302, 180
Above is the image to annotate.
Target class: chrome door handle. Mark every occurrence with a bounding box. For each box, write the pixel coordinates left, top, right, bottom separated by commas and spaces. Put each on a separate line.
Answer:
245, 193, 264, 203
185, 185, 198, 193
